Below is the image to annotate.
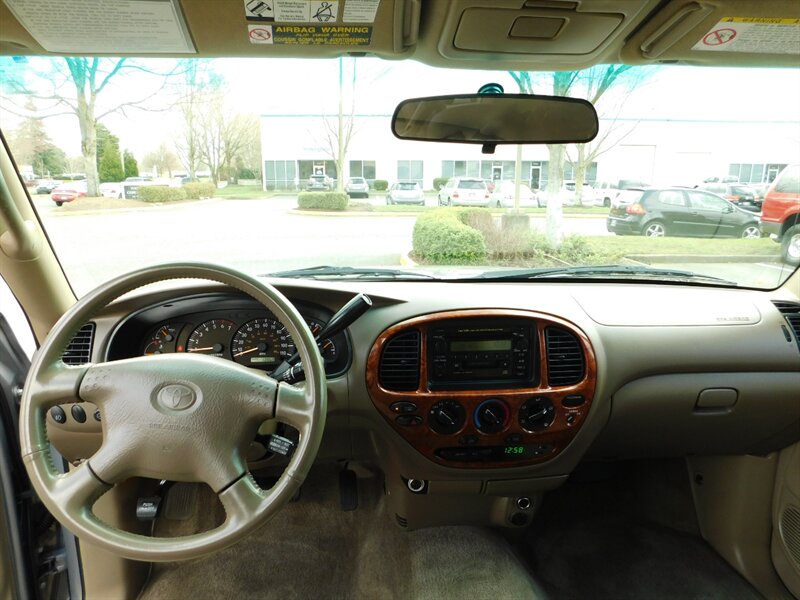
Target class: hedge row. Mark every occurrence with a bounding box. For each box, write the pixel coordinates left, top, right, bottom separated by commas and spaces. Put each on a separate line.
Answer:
412, 208, 488, 264
373, 179, 389, 192
139, 186, 187, 203
297, 191, 349, 210
183, 182, 216, 199
433, 177, 449, 190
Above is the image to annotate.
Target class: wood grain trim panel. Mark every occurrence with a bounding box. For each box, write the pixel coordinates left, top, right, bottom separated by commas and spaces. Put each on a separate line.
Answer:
366, 309, 597, 468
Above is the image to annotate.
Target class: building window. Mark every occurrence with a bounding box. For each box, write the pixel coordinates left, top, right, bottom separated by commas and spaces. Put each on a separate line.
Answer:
729, 162, 786, 183
350, 160, 376, 181
263, 160, 297, 190
397, 160, 423, 185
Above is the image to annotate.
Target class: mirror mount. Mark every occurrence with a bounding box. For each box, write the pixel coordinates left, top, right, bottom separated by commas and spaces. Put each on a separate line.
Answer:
482, 143, 497, 155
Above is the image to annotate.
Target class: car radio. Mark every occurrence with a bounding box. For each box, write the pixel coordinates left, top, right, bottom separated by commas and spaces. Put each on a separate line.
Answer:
428, 318, 536, 389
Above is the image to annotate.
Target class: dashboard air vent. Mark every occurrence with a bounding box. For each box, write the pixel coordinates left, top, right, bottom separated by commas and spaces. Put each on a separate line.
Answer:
773, 301, 800, 351
379, 330, 420, 391
545, 326, 585, 386
62, 322, 95, 365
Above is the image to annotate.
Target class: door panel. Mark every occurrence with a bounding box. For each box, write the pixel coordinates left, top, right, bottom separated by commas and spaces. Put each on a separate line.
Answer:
686, 191, 729, 237
772, 442, 800, 597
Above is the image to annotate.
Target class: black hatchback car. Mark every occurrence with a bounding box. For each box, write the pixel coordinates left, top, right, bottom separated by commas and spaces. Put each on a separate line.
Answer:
606, 188, 761, 238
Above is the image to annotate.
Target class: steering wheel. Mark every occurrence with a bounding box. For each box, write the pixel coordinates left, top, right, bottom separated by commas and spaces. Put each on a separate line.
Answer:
19, 263, 327, 562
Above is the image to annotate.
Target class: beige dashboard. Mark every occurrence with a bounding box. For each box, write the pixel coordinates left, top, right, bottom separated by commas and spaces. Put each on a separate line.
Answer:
44, 279, 800, 529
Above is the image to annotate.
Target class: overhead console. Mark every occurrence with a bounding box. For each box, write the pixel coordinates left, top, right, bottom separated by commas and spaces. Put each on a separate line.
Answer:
366, 309, 596, 468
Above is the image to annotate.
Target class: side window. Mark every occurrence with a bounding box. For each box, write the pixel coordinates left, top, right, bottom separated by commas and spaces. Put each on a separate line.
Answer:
658, 190, 687, 207
775, 166, 800, 194
688, 191, 727, 211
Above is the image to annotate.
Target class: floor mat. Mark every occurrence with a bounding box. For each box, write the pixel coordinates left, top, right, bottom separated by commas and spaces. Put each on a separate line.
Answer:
140, 466, 542, 600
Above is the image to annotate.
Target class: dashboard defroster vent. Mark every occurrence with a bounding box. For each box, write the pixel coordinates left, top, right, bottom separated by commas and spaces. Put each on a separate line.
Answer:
773, 301, 800, 351
545, 326, 584, 386
62, 322, 95, 365
379, 330, 420, 391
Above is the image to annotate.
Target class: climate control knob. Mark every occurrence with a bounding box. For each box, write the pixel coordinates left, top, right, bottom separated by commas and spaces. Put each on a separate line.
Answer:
474, 399, 510, 434
519, 397, 555, 432
428, 400, 466, 435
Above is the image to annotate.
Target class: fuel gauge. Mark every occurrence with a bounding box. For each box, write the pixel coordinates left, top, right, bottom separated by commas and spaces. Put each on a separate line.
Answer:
306, 319, 338, 363
143, 324, 181, 356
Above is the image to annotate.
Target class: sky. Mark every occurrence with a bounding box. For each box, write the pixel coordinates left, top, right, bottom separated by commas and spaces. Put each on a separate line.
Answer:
1, 56, 799, 162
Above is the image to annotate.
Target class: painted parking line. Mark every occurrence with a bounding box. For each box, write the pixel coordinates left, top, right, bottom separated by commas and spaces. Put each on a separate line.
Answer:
756, 262, 794, 272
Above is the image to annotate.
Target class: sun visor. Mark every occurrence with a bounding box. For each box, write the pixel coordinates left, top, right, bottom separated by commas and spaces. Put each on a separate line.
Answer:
434, 0, 661, 71
621, 0, 800, 66
0, 0, 422, 58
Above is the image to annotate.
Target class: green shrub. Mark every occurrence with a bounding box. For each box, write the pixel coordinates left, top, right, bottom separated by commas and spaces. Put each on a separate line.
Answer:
373, 179, 389, 192
182, 182, 216, 199
139, 186, 187, 203
297, 191, 349, 210
433, 177, 448, 191
412, 209, 487, 264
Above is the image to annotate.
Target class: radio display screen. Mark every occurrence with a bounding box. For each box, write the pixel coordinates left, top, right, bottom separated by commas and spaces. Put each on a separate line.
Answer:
449, 339, 512, 352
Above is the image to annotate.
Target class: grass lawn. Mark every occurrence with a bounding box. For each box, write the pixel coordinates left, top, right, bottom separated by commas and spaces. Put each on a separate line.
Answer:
363, 205, 609, 215
57, 197, 147, 212
214, 185, 276, 199
585, 235, 779, 258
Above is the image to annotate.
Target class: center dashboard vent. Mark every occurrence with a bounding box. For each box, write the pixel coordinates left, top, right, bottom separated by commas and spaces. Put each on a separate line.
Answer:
773, 301, 800, 351
379, 330, 420, 391
545, 326, 585, 386
62, 322, 95, 365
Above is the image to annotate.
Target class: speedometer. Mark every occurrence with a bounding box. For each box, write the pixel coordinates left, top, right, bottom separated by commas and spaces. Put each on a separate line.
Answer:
231, 318, 294, 367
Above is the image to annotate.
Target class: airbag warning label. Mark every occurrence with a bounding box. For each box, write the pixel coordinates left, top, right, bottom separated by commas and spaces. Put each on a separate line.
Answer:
248, 24, 372, 45
692, 17, 800, 54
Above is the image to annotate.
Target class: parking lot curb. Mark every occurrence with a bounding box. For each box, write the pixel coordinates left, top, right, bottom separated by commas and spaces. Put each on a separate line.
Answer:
630, 254, 782, 264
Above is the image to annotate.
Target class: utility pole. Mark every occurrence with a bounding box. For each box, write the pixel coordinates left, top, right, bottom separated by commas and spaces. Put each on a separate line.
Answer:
337, 56, 345, 192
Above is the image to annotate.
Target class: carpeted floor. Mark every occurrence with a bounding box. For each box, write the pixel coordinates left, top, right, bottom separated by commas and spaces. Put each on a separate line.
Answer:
140, 466, 542, 600
507, 460, 765, 600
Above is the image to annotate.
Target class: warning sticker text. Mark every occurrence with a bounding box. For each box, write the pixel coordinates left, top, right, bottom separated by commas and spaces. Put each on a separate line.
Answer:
692, 17, 800, 54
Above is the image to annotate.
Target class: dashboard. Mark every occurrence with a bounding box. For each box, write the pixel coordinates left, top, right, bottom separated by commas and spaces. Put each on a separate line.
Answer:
44, 279, 800, 529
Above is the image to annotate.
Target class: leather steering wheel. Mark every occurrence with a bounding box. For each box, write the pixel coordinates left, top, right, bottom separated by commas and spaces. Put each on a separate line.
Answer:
19, 263, 327, 562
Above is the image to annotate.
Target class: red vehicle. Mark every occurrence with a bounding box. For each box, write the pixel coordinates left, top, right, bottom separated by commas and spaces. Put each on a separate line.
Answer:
50, 181, 88, 206
760, 164, 800, 265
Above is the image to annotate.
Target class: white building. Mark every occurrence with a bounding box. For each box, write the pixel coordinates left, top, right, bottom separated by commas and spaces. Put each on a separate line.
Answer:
260, 113, 799, 191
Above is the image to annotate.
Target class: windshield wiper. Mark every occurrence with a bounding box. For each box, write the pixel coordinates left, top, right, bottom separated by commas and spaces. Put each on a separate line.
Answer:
266, 265, 438, 280
467, 265, 738, 286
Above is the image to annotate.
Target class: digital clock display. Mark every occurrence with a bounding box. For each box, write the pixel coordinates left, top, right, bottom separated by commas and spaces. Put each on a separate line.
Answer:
504, 445, 524, 455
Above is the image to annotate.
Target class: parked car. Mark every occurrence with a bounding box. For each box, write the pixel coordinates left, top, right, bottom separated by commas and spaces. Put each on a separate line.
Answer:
437, 177, 490, 206
698, 182, 761, 211
490, 181, 540, 208
123, 176, 153, 183
760, 164, 800, 265
35, 179, 61, 194
701, 175, 739, 184
747, 182, 771, 202
344, 177, 369, 198
50, 181, 87, 206
306, 174, 333, 191
99, 182, 123, 199
386, 180, 424, 205
607, 188, 761, 238
559, 180, 597, 206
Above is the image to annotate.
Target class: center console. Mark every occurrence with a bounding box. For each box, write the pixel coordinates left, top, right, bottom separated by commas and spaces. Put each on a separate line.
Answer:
366, 309, 596, 468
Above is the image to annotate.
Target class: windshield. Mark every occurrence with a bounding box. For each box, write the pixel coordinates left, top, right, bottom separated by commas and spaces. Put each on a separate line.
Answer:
1, 58, 798, 293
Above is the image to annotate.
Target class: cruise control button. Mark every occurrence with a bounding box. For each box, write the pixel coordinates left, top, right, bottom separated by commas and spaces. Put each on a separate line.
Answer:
50, 406, 67, 424
71, 404, 86, 423
395, 415, 423, 426
390, 401, 417, 414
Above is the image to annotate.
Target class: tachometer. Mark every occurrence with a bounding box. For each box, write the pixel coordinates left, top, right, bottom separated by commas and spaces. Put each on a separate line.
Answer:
306, 318, 338, 363
232, 318, 294, 367
186, 319, 235, 357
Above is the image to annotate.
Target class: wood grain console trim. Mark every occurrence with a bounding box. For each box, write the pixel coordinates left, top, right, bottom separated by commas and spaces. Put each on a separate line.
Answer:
366, 309, 597, 468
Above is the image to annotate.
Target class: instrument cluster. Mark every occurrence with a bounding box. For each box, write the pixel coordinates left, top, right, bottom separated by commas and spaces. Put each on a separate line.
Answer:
107, 294, 350, 377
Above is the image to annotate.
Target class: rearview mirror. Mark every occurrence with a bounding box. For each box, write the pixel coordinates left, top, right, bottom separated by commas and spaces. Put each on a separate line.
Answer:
392, 94, 598, 147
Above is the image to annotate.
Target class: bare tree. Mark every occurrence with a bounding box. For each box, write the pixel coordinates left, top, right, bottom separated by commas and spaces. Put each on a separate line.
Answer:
142, 142, 181, 178
1, 58, 181, 195
509, 66, 639, 243
174, 60, 207, 181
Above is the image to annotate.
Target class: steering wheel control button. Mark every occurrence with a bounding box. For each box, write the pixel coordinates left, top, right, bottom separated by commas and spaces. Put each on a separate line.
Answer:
93, 409, 101, 422
563, 394, 586, 408
428, 400, 466, 435
390, 401, 417, 414
155, 383, 197, 412
49, 406, 67, 424
70, 404, 87, 423
396, 415, 423, 426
